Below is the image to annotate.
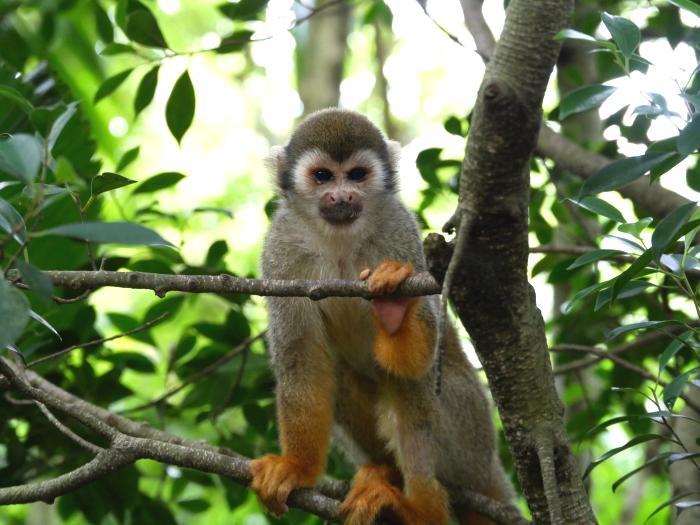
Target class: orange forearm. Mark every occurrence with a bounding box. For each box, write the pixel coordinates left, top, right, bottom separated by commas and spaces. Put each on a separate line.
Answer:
373, 298, 434, 378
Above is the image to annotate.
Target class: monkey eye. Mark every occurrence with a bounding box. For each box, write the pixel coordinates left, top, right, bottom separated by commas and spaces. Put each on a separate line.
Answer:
313, 169, 333, 183
347, 167, 367, 182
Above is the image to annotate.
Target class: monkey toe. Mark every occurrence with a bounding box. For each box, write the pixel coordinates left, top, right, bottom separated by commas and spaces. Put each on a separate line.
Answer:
367, 261, 414, 295
249, 455, 315, 515
340, 479, 404, 525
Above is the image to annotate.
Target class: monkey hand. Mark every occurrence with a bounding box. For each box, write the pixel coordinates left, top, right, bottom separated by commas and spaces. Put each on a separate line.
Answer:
340, 465, 450, 525
361, 261, 414, 335
249, 454, 318, 515
361, 262, 433, 378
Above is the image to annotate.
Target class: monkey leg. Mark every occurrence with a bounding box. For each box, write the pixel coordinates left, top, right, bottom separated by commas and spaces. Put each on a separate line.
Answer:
249, 341, 335, 515
340, 464, 449, 525
364, 261, 434, 379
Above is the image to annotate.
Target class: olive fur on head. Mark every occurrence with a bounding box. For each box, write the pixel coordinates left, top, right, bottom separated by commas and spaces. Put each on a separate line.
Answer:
279, 108, 398, 193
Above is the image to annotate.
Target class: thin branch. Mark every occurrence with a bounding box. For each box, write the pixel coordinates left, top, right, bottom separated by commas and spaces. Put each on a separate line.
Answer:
35, 270, 442, 299
550, 344, 700, 411
33, 401, 105, 455
553, 324, 698, 375
121, 332, 265, 414
27, 312, 170, 367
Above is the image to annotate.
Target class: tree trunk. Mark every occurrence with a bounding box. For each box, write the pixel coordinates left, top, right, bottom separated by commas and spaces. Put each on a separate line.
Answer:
442, 0, 597, 522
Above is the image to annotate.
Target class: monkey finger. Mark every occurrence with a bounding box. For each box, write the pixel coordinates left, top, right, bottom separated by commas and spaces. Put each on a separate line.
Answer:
359, 268, 371, 280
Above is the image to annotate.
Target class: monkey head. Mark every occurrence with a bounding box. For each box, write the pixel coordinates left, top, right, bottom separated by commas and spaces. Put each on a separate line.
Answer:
268, 109, 401, 235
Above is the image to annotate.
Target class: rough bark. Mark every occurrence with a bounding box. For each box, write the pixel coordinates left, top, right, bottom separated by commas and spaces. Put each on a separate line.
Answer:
443, 0, 596, 522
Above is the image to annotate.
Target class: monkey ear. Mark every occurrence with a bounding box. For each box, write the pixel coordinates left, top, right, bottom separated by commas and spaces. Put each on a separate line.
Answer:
386, 140, 402, 170
266, 145, 286, 175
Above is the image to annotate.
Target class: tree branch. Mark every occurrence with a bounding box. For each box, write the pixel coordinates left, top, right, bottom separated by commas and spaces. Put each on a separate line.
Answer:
456, 0, 690, 221
36, 269, 441, 299
550, 344, 700, 412
0, 357, 526, 525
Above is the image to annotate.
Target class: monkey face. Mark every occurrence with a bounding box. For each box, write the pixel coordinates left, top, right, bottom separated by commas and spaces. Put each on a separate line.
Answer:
291, 148, 387, 229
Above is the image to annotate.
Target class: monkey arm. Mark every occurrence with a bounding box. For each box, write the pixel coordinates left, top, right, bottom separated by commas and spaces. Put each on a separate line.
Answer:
366, 261, 437, 379
250, 300, 335, 515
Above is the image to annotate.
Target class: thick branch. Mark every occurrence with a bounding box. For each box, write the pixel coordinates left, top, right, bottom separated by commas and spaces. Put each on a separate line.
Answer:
0, 358, 525, 525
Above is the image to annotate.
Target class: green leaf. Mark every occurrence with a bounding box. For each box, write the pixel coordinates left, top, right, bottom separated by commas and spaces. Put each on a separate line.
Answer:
103, 352, 156, 373
651, 202, 697, 259
90, 172, 137, 203
15, 260, 53, 302
602, 12, 640, 59
581, 152, 675, 195
559, 85, 616, 120
443, 116, 464, 136
218, 0, 269, 21
645, 493, 697, 523
584, 434, 664, 479
0, 279, 30, 348
664, 369, 698, 408
125, 9, 168, 48
205, 240, 228, 267
612, 453, 675, 492
567, 249, 624, 270
29, 310, 61, 339
678, 113, 700, 156
0, 86, 34, 114
134, 66, 159, 116
416, 148, 441, 186
216, 30, 255, 53
595, 280, 652, 310
94, 3, 114, 43
0, 197, 27, 243
607, 320, 679, 340
178, 499, 211, 513
101, 43, 137, 55
39, 221, 173, 247
564, 281, 610, 313
242, 402, 269, 434
133, 172, 186, 194
669, 451, 700, 464
47, 102, 77, 151
94, 69, 133, 103
116, 147, 140, 172
610, 248, 655, 302
0, 134, 42, 183
569, 196, 625, 222
618, 217, 653, 239
669, 0, 700, 18
555, 28, 596, 42
166, 71, 195, 144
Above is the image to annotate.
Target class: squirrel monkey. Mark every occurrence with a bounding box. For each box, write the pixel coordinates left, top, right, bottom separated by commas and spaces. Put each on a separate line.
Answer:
250, 109, 511, 525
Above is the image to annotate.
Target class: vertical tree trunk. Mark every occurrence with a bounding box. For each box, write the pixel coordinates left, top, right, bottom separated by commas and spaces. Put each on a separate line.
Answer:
298, 0, 350, 114
442, 1, 597, 522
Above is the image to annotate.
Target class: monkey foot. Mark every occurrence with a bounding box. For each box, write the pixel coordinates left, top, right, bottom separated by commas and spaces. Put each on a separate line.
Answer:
341, 466, 450, 525
249, 454, 317, 515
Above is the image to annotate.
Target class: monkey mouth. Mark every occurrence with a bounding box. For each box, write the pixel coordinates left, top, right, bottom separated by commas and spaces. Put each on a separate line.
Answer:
319, 202, 362, 225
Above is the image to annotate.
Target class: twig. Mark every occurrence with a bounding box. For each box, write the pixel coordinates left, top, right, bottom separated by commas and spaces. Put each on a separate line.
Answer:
435, 208, 472, 394
211, 336, 254, 421
33, 401, 104, 454
121, 332, 265, 414
27, 312, 169, 367
551, 344, 700, 411
553, 324, 699, 375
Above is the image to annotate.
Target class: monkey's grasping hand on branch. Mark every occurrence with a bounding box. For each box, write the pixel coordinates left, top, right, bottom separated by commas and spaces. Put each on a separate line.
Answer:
361, 261, 414, 335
